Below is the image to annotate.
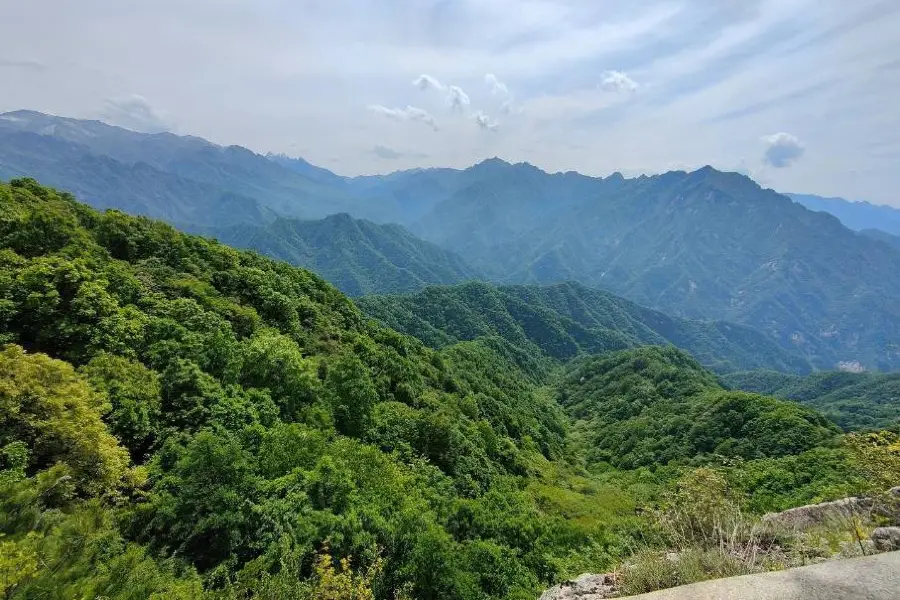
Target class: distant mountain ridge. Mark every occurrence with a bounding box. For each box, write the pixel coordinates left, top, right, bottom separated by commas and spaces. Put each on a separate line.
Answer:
4, 110, 900, 370
363, 161, 900, 370
788, 193, 900, 237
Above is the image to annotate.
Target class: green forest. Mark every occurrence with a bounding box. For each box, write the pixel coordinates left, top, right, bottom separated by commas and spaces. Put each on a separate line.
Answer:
1, 179, 898, 599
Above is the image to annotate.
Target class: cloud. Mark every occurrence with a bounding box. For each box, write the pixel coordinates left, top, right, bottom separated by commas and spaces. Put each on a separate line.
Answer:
473, 110, 499, 132
412, 74, 445, 92
446, 85, 471, 113
367, 104, 439, 131
485, 73, 509, 96
372, 145, 403, 159
761, 132, 805, 168
413, 75, 471, 114
0, 58, 46, 71
371, 145, 428, 160
101, 94, 169, 133
600, 70, 639, 93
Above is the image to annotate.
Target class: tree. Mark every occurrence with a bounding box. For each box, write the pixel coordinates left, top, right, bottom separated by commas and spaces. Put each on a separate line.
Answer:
80, 353, 162, 461
0, 345, 129, 495
325, 354, 378, 438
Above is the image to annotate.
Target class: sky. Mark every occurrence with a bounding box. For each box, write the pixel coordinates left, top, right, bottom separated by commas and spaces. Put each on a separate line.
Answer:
2, 0, 899, 206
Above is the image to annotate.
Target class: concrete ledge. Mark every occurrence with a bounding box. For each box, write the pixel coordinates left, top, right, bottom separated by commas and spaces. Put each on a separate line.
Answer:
622, 551, 900, 600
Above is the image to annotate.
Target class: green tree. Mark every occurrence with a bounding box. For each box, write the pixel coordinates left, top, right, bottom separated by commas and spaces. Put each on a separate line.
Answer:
325, 353, 378, 438
0, 345, 129, 495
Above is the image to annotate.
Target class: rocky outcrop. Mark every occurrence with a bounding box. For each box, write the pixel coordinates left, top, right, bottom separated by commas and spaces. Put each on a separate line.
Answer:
613, 551, 900, 599
761, 488, 900, 530
761, 497, 872, 529
539, 573, 618, 600
871, 527, 900, 552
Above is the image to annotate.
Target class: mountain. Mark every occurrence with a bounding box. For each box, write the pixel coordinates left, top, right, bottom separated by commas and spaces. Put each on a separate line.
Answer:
357, 280, 813, 374
0, 110, 360, 224
861, 228, 900, 252
369, 161, 900, 371
788, 193, 900, 237
5, 113, 900, 371
208, 213, 481, 296
0, 128, 276, 228
721, 369, 900, 431
556, 346, 839, 469
0, 178, 888, 597
0, 177, 573, 598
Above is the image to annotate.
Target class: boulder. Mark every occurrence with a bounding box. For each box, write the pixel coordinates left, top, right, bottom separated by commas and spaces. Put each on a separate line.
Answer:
761, 497, 873, 530
540, 573, 618, 600
871, 527, 900, 552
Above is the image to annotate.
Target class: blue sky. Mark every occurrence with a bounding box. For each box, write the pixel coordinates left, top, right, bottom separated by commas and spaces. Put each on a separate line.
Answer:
2, 0, 899, 206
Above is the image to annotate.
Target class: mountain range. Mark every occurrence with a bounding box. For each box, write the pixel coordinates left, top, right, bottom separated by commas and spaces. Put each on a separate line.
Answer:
789, 193, 900, 237
4, 177, 876, 597
3, 110, 900, 370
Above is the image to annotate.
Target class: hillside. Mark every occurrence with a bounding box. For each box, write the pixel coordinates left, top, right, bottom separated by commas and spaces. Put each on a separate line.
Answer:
374, 162, 900, 371
788, 193, 900, 237
0, 110, 361, 224
0, 128, 276, 228
722, 370, 900, 431
208, 213, 480, 296
556, 347, 839, 470
4, 114, 900, 372
861, 228, 900, 252
358, 281, 812, 374
0, 178, 893, 598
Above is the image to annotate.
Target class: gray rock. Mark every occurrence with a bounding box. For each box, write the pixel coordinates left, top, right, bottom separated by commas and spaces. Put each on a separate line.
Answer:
761, 497, 873, 530
618, 551, 900, 599
540, 573, 618, 600
871, 527, 900, 552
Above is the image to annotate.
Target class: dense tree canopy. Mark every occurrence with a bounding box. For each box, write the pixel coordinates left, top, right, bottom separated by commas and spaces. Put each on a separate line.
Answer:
0, 178, 887, 598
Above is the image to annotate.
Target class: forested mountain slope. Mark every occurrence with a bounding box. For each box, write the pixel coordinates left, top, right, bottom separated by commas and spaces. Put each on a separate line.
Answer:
208, 213, 480, 296
5, 113, 900, 372
556, 347, 839, 470
722, 369, 900, 431
0, 179, 891, 598
357, 281, 812, 374
0, 178, 576, 598
377, 162, 900, 371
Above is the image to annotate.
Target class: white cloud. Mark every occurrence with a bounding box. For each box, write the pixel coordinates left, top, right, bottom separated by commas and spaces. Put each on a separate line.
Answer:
473, 110, 499, 132
485, 73, 509, 96
446, 85, 471, 113
101, 94, 169, 133
600, 70, 639, 93
761, 132, 805, 168
372, 145, 402, 159
412, 74, 445, 92
367, 104, 439, 131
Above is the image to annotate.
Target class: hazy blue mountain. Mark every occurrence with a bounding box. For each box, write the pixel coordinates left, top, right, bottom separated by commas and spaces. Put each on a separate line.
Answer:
788, 193, 900, 237
0, 110, 358, 221
208, 213, 481, 296
0, 128, 274, 228
266, 153, 347, 186
377, 162, 900, 370
4, 112, 900, 371
357, 280, 813, 374
860, 228, 900, 252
